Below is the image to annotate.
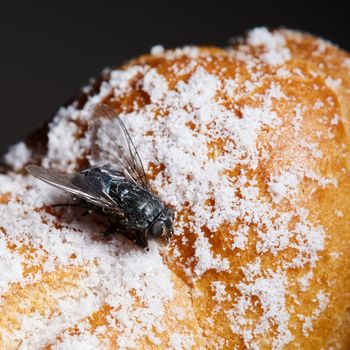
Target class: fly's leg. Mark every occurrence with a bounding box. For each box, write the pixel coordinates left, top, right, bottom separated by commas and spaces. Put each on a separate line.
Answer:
52, 203, 82, 208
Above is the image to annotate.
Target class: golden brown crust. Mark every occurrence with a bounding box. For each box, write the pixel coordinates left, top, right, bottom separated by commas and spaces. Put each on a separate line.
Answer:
1, 28, 350, 349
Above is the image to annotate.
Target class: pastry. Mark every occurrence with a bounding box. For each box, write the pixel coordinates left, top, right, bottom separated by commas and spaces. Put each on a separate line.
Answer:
1, 27, 350, 349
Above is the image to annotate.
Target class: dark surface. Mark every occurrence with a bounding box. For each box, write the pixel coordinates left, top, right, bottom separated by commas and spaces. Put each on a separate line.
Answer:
0, 1, 349, 155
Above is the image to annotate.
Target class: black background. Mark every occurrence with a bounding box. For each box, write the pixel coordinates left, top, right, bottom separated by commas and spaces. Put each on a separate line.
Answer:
0, 1, 349, 155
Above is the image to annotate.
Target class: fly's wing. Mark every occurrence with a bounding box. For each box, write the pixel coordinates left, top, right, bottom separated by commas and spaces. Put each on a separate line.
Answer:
91, 104, 149, 189
25, 164, 122, 214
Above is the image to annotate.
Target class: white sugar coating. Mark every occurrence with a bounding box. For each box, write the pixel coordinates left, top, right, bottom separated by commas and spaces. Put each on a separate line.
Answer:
268, 169, 301, 203
298, 290, 329, 337
291, 106, 303, 132
331, 114, 340, 126
211, 281, 231, 302
298, 271, 314, 292
241, 258, 261, 282
194, 235, 230, 276
313, 99, 324, 109
163, 46, 200, 60
52, 333, 101, 350
228, 269, 293, 350
15, 293, 100, 349
344, 58, 350, 69
299, 139, 323, 159
143, 67, 169, 102
0, 174, 173, 348
150, 44, 165, 55
325, 77, 342, 91
330, 251, 341, 260
247, 27, 291, 66
276, 68, 291, 78
231, 224, 249, 250
335, 209, 344, 217
0, 237, 24, 295
169, 332, 195, 350
4, 142, 31, 170
43, 113, 82, 170
0, 28, 343, 348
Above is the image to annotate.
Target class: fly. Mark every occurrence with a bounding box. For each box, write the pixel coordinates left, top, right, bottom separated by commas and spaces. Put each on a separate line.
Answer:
25, 104, 174, 249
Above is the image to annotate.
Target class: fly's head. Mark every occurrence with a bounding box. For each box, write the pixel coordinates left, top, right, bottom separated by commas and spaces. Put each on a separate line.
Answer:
149, 207, 174, 243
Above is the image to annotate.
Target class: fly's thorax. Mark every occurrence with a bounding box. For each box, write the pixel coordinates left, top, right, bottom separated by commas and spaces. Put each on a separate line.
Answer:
72, 165, 173, 243
108, 179, 164, 228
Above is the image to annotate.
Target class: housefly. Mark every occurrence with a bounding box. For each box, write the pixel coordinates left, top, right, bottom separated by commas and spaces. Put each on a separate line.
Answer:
25, 104, 173, 249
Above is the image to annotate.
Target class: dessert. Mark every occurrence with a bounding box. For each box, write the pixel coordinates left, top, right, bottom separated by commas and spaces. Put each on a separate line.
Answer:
1, 28, 350, 349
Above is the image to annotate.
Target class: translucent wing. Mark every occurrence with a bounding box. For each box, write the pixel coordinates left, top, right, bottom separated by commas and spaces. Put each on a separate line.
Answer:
26, 164, 123, 215
91, 104, 149, 189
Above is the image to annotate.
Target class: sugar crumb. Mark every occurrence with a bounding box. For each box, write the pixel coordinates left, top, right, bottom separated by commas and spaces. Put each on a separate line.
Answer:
151, 45, 165, 55
4, 142, 31, 171
247, 27, 291, 66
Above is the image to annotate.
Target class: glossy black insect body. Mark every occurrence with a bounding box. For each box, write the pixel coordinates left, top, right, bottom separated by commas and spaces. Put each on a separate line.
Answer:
26, 104, 173, 248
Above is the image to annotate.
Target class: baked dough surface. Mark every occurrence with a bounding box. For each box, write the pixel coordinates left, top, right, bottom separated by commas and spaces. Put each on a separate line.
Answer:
1, 28, 350, 349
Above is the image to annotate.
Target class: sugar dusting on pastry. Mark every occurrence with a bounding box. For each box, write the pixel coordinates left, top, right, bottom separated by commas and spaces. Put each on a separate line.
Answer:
246, 27, 292, 66
0, 174, 174, 348
1, 27, 350, 349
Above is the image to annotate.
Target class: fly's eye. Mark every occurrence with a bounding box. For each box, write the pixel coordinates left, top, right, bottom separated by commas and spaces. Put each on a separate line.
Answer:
150, 221, 164, 238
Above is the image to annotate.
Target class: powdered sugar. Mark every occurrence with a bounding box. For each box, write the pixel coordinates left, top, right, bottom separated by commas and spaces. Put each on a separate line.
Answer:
0, 237, 24, 296
52, 332, 102, 350
169, 332, 195, 350
0, 174, 173, 348
228, 269, 293, 350
325, 77, 342, 91
194, 235, 230, 276
211, 281, 231, 303
268, 170, 301, 203
150, 45, 165, 56
344, 58, 350, 69
298, 291, 329, 337
0, 27, 341, 349
313, 99, 324, 109
4, 142, 31, 171
247, 27, 291, 66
